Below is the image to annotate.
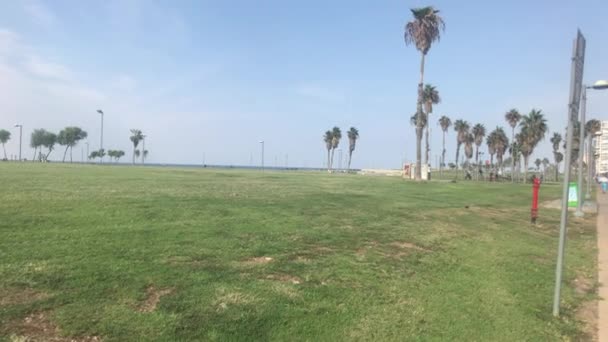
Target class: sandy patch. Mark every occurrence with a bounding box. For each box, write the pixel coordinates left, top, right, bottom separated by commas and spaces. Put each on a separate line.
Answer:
137, 286, 174, 313
0, 288, 49, 307
7, 312, 101, 342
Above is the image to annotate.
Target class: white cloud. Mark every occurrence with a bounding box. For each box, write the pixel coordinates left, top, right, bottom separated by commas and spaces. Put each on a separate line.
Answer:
23, 0, 56, 27
23, 55, 73, 81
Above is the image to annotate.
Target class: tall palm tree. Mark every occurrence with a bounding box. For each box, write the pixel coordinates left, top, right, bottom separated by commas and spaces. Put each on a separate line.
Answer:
486, 131, 497, 166
534, 158, 542, 171
347, 127, 359, 171
519, 109, 548, 182
542, 157, 550, 178
129, 129, 144, 165
550, 132, 562, 181
453, 120, 470, 170
323, 130, 333, 172
330, 126, 342, 171
0, 129, 10, 160
404, 6, 445, 181
438, 116, 451, 172
493, 127, 509, 172
422, 84, 441, 165
505, 109, 522, 181
464, 133, 474, 176
472, 124, 486, 165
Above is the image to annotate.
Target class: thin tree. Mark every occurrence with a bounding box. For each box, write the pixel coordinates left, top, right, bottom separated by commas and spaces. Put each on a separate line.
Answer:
493, 127, 509, 173
0, 129, 11, 160
58, 127, 87, 163
143, 150, 148, 162
404, 6, 445, 180
330, 126, 341, 171
323, 130, 333, 172
453, 120, 470, 170
116, 150, 125, 163
41, 131, 57, 162
129, 129, 144, 165
347, 127, 359, 171
30, 129, 46, 162
505, 109, 522, 181
438, 116, 451, 174
534, 158, 542, 171
472, 123, 486, 178
542, 157, 550, 178
422, 84, 440, 165
464, 133, 474, 178
486, 131, 497, 167
550, 132, 562, 181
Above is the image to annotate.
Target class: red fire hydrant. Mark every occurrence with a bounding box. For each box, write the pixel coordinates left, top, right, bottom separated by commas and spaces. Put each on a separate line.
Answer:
531, 176, 540, 224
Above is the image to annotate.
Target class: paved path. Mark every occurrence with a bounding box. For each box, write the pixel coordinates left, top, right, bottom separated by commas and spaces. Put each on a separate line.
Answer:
597, 192, 608, 341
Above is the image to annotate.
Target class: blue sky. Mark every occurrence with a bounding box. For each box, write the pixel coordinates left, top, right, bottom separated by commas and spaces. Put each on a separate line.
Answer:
1, 0, 607, 168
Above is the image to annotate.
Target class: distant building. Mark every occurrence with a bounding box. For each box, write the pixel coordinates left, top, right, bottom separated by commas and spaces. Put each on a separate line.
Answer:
595, 120, 608, 175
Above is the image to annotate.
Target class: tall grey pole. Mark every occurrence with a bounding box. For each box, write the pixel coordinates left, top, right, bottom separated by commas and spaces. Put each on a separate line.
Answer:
553, 33, 584, 317
260, 141, 264, 172
575, 87, 587, 217
97, 110, 104, 163
587, 133, 593, 199
86, 142, 89, 161
15, 125, 22, 161
142, 136, 146, 165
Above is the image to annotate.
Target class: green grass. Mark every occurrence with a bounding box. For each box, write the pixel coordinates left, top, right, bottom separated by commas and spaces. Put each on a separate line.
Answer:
0, 163, 597, 341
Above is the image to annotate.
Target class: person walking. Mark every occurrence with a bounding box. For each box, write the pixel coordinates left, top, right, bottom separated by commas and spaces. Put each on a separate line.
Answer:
599, 175, 608, 194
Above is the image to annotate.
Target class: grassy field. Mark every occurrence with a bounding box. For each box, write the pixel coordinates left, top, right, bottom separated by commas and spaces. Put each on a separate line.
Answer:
0, 163, 597, 341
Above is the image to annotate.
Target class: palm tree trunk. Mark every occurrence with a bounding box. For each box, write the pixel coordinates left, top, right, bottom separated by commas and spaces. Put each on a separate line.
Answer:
70, 146, 73, 163
327, 149, 331, 172
62, 146, 69, 162
424, 116, 430, 165
441, 131, 446, 179
475, 145, 479, 180
455, 143, 460, 171
2, 143, 6, 160
555, 162, 559, 182
415, 52, 426, 181
523, 156, 529, 183
32, 147, 37, 162
511, 128, 515, 183
330, 148, 335, 172
416, 126, 423, 179
133, 146, 136, 165
348, 150, 353, 171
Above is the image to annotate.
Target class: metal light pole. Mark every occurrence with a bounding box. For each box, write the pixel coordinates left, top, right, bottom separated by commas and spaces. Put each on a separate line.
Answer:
96, 110, 104, 163
576, 80, 608, 216
14, 124, 22, 161
589, 131, 602, 198
259, 141, 264, 172
85, 142, 89, 162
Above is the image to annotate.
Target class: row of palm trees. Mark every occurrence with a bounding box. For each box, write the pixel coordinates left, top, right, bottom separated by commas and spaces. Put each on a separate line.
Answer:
402, 6, 602, 183
323, 127, 359, 172
0, 125, 149, 165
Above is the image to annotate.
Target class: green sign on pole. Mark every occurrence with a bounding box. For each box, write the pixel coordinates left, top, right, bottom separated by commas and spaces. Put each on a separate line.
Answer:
568, 182, 578, 208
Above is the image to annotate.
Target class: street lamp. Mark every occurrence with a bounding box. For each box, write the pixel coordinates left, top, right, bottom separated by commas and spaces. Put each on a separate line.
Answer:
575, 80, 608, 217
96, 110, 104, 163
85, 142, 89, 162
13, 124, 22, 161
259, 140, 264, 172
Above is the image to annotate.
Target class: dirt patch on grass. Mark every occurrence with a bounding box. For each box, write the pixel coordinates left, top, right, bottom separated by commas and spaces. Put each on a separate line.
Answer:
7, 312, 101, 342
390, 241, 428, 252
213, 289, 255, 312
266, 274, 302, 285
0, 288, 49, 307
574, 276, 594, 295
242, 256, 274, 266
576, 300, 598, 341
137, 286, 174, 313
